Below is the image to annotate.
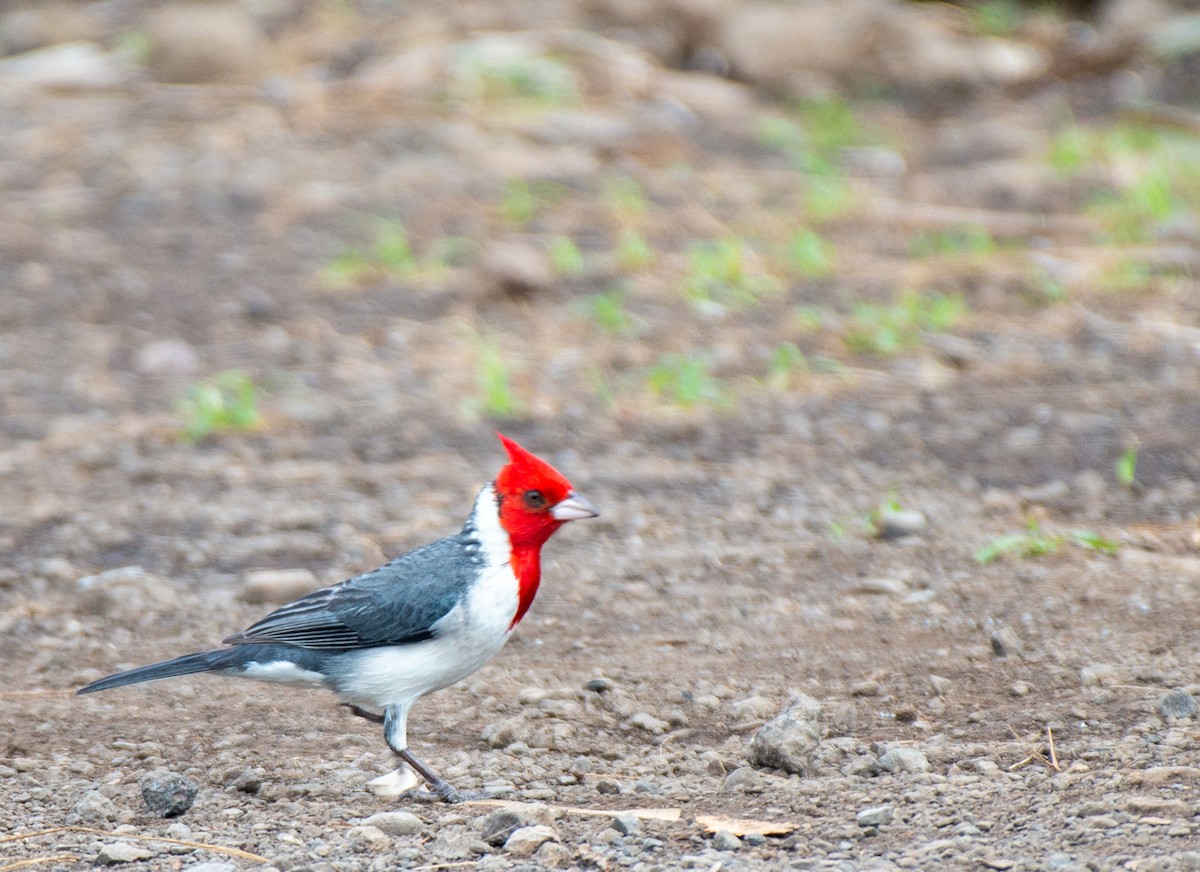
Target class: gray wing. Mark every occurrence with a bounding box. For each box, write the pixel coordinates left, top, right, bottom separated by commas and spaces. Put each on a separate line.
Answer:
223, 535, 481, 650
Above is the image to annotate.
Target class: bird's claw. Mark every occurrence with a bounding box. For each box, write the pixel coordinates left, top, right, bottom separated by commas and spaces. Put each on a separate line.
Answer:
407, 783, 500, 804
406, 785, 465, 804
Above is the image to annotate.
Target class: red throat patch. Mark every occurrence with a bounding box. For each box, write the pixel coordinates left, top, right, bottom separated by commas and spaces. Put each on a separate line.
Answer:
492, 433, 575, 630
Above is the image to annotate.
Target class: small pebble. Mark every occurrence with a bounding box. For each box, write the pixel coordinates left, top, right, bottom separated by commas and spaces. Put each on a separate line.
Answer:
349, 824, 392, 852
722, 766, 760, 791
504, 825, 558, 856
230, 769, 262, 794
991, 627, 1024, 659
857, 805, 894, 827
610, 812, 641, 835
96, 842, 155, 865
628, 712, 669, 733
1158, 689, 1198, 719
876, 508, 927, 539
482, 809, 523, 846
878, 747, 930, 773
140, 772, 198, 818
711, 830, 742, 851
364, 811, 423, 836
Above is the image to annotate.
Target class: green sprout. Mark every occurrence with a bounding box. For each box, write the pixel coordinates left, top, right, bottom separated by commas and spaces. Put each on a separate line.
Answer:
320, 219, 439, 289
785, 230, 835, 279
1115, 447, 1138, 488
795, 96, 863, 157
588, 285, 634, 335
548, 236, 585, 278
452, 47, 579, 106
793, 305, 833, 333
975, 518, 1120, 564
909, 225, 997, 258
766, 342, 809, 391
616, 228, 654, 271
475, 337, 522, 419
683, 239, 780, 309
180, 371, 263, 441
647, 354, 731, 409
603, 176, 649, 218
844, 291, 966, 356
500, 179, 568, 227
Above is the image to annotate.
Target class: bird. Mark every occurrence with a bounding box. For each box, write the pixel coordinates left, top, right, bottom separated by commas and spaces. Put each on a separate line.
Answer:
78, 433, 598, 803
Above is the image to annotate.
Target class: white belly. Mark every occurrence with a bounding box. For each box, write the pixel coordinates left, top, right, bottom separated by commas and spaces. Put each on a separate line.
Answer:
332, 562, 519, 712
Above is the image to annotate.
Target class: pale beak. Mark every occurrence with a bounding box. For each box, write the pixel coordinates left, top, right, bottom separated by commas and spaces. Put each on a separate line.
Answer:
551, 491, 599, 521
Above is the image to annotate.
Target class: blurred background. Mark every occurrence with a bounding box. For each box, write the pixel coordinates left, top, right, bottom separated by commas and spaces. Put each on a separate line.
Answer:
2, 0, 1200, 867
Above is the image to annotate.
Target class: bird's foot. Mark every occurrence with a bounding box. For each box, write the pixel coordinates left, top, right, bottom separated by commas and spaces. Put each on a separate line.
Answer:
367, 767, 420, 798
406, 783, 495, 804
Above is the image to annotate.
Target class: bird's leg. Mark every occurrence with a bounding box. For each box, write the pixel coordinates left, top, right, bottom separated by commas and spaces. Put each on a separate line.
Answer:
396, 749, 466, 804
344, 704, 385, 724
377, 704, 500, 804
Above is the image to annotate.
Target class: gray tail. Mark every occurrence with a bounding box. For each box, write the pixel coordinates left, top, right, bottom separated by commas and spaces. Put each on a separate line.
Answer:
78, 649, 239, 694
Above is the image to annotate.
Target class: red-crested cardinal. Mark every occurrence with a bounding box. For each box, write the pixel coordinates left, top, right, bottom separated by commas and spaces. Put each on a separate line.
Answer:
78, 433, 597, 803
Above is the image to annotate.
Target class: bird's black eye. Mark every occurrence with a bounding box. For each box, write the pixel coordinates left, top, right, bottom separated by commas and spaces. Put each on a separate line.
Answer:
523, 489, 547, 509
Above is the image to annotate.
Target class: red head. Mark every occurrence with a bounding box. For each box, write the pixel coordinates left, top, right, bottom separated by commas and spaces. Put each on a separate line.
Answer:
494, 432, 597, 548
493, 433, 597, 629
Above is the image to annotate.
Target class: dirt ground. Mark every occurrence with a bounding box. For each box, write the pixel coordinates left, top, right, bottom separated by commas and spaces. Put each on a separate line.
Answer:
3, 1, 1200, 870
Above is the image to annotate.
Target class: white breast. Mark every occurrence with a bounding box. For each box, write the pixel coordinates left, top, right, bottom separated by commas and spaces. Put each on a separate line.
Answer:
332, 485, 520, 713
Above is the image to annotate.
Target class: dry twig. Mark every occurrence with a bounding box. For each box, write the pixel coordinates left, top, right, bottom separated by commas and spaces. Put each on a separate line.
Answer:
0, 827, 269, 863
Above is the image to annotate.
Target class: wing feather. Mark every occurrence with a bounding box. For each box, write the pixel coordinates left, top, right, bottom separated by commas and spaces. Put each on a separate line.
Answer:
223, 535, 481, 651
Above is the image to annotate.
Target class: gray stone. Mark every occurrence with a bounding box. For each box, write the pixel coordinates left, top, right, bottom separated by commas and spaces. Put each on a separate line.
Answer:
843, 754, 882, 778
482, 809, 523, 846
928, 674, 952, 696
628, 712, 669, 733
96, 842, 155, 865
876, 508, 927, 539
535, 840, 572, 868
878, 747, 930, 774
182, 863, 236, 872
852, 577, 908, 596
1080, 664, 1119, 688
722, 766, 760, 791
72, 789, 117, 824
712, 830, 742, 851
991, 627, 1025, 659
140, 771, 198, 818
610, 812, 641, 835
1158, 689, 1198, 719
479, 241, 554, 297
749, 693, 824, 775
428, 830, 476, 859
857, 805, 894, 827
504, 825, 558, 856
481, 717, 531, 749
231, 769, 262, 794
365, 811, 423, 836
346, 825, 391, 852
728, 695, 776, 720
136, 338, 200, 376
